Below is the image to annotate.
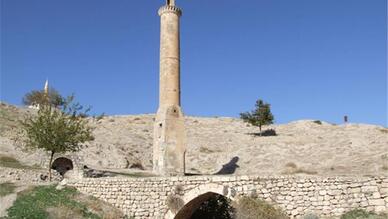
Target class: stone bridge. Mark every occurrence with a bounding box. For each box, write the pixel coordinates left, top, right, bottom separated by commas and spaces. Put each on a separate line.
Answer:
67, 175, 388, 219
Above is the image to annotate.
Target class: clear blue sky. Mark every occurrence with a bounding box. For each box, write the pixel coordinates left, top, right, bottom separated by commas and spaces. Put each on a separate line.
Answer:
1, 0, 387, 126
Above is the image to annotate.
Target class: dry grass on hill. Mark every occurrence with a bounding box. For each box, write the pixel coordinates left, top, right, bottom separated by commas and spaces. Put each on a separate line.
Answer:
0, 102, 387, 176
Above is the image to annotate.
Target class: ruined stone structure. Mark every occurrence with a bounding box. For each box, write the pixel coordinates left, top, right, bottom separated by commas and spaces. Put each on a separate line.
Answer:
153, 0, 186, 176
68, 175, 388, 219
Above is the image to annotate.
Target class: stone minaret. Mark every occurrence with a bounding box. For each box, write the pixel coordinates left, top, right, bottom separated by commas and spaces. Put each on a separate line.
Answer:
153, 0, 186, 176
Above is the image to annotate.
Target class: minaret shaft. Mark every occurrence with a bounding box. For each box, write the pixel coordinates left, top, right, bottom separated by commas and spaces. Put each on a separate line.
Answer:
153, 4, 186, 176
159, 10, 180, 106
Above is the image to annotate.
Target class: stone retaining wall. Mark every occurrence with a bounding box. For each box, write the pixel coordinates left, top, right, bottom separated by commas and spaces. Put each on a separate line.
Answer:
67, 175, 388, 219
0, 167, 61, 184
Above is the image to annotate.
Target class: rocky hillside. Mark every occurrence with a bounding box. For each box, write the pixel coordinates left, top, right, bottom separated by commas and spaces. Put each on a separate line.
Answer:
1, 102, 387, 176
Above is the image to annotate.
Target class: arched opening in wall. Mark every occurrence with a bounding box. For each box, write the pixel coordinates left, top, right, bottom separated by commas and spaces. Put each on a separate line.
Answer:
51, 157, 73, 176
174, 192, 234, 219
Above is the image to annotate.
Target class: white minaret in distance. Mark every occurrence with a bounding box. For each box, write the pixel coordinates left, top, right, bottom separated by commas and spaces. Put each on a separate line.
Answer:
44, 79, 49, 95
153, 0, 186, 176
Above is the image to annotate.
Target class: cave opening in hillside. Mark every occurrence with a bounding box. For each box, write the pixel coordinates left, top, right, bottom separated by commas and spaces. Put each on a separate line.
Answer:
174, 192, 235, 219
51, 157, 73, 176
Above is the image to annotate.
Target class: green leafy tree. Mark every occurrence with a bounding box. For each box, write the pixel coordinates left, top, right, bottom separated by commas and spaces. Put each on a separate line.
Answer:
20, 95, 94, 180
22, 88, 64, 108
240, 99, 274, 136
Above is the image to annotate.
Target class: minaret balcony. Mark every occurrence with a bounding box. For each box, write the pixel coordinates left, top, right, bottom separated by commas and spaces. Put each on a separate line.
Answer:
158, 5, 182, 17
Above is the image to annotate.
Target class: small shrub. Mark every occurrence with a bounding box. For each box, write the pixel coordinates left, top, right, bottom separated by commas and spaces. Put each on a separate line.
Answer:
261, 129, 277, 136
0, 155, 38, 169
285, 162, 297, 169
313, 120, 322, 125
380, 128, 388, 134
95, 113, 105, 121
233, 196, 288, 219
293, 169, 318, 175
174, 185, 184, 195
303, 212, 320, 219
129, 161, 145, 170
282, 162, 317, 175
382, 154, 388, 171
340, 209, 388, 219
199, 146, 215, 153
167, 195, 184, 213
0, 182, 16, 197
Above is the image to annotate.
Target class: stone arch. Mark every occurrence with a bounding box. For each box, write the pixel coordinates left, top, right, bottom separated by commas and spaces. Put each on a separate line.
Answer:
165, 183, 236, 219
51, 157, 73, 176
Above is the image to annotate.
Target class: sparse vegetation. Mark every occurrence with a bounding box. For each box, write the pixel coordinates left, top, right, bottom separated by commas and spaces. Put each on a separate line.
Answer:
0, 155, 40, 169
233, 196, 288, 219
282, 162, 317, 175
0, 104, 26, 136
6, 185, 123, 219
18, 95, 94, 180
380, 128, 388, 134
260, 129, 277, 136
381, 154, 388, 171
303, 213, 319, 219
166, 195, 184, 214
199, 146, 216, 153
107, 170, 154, 178
340, 209, 388, 219
285, 162, 297, 169
0, 182, 16, 197
129, 161, 145, 170
240, 99, 274, 136
22, 87, 64, 108
94, 113, 105, 121
313, 120, 322, 125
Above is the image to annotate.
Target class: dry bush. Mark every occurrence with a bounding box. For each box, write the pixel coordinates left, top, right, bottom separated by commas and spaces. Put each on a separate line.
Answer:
261, 129, 277, 136
166, 195, 184, 213
313, 120, 322, 125
0, 182, 16, 197
46, 205, 85, 219
382, 154, 388, 171
75, 192, 124, 219
233, 196, 288, 219
303, 212, 320, 219
285, 162, 297, 169
199, 146, 215, 153
340, 209, 388, 219
129, 161, 145, 170
282, 162, 317, 175
380, 128, 388, 134
174, 185, 184, 195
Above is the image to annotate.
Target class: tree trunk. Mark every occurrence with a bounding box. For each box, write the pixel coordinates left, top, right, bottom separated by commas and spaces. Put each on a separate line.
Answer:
48, 151, 55, 181
259, 125, 262, 136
